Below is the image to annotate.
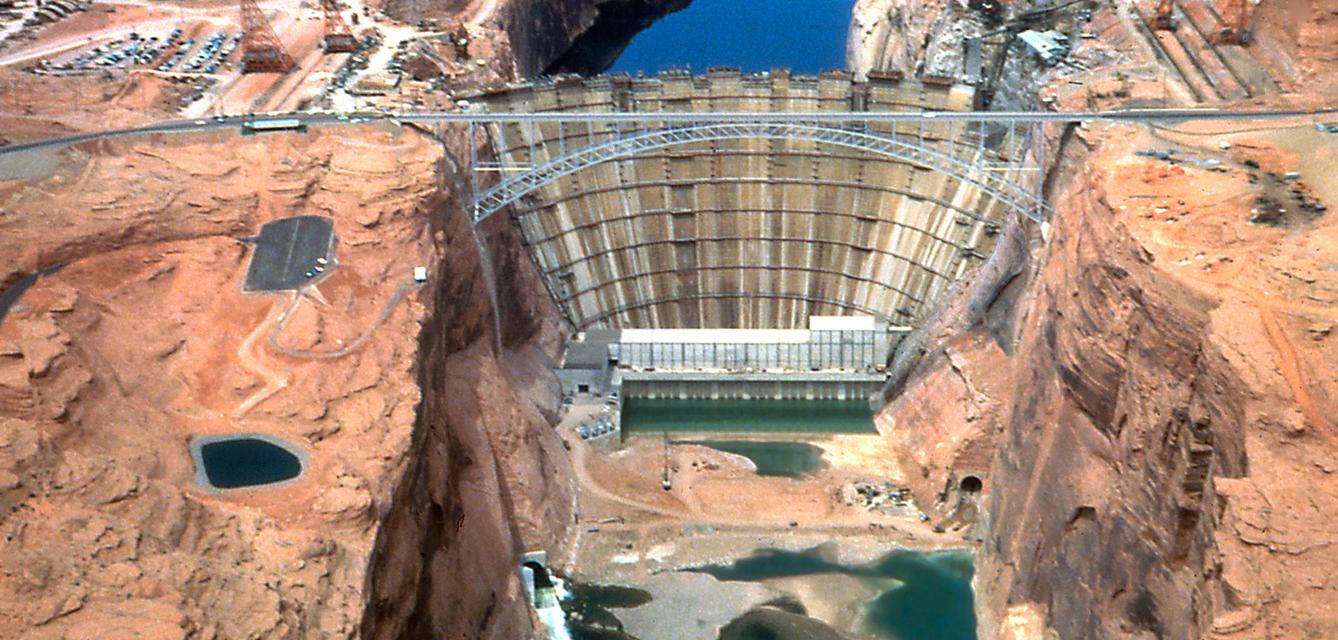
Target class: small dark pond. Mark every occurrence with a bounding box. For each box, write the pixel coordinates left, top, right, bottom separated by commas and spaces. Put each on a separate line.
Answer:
192, 435, 305, 490
683, 440, 827, 477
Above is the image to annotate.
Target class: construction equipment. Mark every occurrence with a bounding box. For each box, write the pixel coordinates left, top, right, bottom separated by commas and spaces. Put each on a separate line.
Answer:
1018, 29, 1071, 65
239, 0, 293, 73
968, 0, 1007, 23
1211, 0, 1253, 44
660, 432, 672, 491
1150, 0, 1178, 30
962, 0, 1092, 108
321, 0, 357, 53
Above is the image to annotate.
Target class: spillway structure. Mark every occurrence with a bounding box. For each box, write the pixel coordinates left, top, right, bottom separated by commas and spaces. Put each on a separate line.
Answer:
463, 69, 1045, 337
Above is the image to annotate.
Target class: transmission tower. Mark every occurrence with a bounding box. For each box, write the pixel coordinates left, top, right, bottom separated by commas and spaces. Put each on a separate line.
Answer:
240, 0, 294, 73
321, 0, 358, 53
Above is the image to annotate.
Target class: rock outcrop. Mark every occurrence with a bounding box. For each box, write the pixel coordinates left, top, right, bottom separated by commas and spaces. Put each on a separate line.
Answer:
879, 118, 1338, 638
359, 128, 573, 640
0, 124, 573, 638
971, 131, 1251, 639
846, 0, 962, 79
379, 0, 688, 79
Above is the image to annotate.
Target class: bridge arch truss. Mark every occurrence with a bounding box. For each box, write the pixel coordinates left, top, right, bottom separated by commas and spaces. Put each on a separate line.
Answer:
470, 119, 1049, 224
467, 114, 1047, 329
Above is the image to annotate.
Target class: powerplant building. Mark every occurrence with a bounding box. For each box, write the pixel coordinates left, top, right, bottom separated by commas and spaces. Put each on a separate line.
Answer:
555, 315, 896, 402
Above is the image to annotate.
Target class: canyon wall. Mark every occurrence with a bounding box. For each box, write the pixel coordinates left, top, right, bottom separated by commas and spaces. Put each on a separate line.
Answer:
847, 0, 964, 79
358, 127, 574, 640
500, 0, 688, 77
872, 210, 1035, 520
877, 128, 1253, 637
882, 117, 1338, 638
971, 131, 1250, 638
378, 0, 687, 79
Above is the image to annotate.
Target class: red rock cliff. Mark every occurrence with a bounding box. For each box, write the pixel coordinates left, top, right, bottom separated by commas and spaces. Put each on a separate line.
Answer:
972, 128, 1251, 638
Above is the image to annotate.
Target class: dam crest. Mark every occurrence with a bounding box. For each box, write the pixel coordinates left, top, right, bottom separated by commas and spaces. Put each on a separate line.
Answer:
462, 70, 1045, 332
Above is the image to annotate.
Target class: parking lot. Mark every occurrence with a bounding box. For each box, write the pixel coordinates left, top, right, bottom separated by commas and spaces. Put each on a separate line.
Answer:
30, 25, 238, 75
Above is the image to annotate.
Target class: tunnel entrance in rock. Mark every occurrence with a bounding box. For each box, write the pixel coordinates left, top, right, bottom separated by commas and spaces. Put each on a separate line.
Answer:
522, 561, 554, 589
960, 475, 983, 493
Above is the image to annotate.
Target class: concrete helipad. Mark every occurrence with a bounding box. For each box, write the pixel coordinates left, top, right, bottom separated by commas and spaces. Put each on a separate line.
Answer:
242, 215, 336, 292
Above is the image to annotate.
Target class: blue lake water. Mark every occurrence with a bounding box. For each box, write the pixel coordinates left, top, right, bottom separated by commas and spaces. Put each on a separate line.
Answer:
550, 0, 857, 76
609, 0, 856, 74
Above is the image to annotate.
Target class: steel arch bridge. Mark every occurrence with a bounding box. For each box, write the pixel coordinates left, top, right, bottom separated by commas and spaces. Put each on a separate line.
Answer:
469, 119, 1048, 224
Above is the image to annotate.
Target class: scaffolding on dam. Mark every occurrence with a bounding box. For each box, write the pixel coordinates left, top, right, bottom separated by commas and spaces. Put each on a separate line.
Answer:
461, 69, 1045, 331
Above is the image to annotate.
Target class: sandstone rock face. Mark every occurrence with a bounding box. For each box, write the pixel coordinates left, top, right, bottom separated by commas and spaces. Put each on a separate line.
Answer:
0, 125, 572, 638
847, 0, 952, 79
0, 128, 439, 638
971, 141, 1250, 639
359, 128, 574, 640
378, 0, 687, 79
499, 0, 689, 77
880, 120, 1338, 638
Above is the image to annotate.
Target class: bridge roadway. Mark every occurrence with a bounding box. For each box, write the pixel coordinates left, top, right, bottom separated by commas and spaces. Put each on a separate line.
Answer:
1, 107, 1336, 157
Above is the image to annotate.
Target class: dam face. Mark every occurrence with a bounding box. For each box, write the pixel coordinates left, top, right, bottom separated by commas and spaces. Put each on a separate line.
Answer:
466, 70, 1038, 331
466, 72, 1038, 640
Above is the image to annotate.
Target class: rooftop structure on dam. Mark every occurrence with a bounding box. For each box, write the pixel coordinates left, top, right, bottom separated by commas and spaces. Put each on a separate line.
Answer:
463, 69, 1043, 331
555, 315, 895, 402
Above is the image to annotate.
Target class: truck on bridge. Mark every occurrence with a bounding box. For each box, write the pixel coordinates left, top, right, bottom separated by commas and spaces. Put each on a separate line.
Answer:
241, 118, 308, 136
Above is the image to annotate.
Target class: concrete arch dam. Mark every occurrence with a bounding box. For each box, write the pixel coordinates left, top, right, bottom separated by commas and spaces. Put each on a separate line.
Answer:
466, 70, 1042, 331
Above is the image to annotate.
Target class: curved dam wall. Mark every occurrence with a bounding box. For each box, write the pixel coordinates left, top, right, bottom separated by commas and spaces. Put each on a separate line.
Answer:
467, 70, 1034, 330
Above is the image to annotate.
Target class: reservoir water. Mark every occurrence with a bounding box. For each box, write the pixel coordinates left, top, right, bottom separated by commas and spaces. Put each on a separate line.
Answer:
551, 0, 858, 75
610, 0, 855, 74
682, 440, 827, 477
622, 399, 875, 435
566, 584, 653, 640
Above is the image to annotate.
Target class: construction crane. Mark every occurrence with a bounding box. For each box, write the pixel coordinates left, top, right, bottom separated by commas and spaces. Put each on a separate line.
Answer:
239, 0, 293, 73
321, 0, 358, 54
661, 432, 672, 491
